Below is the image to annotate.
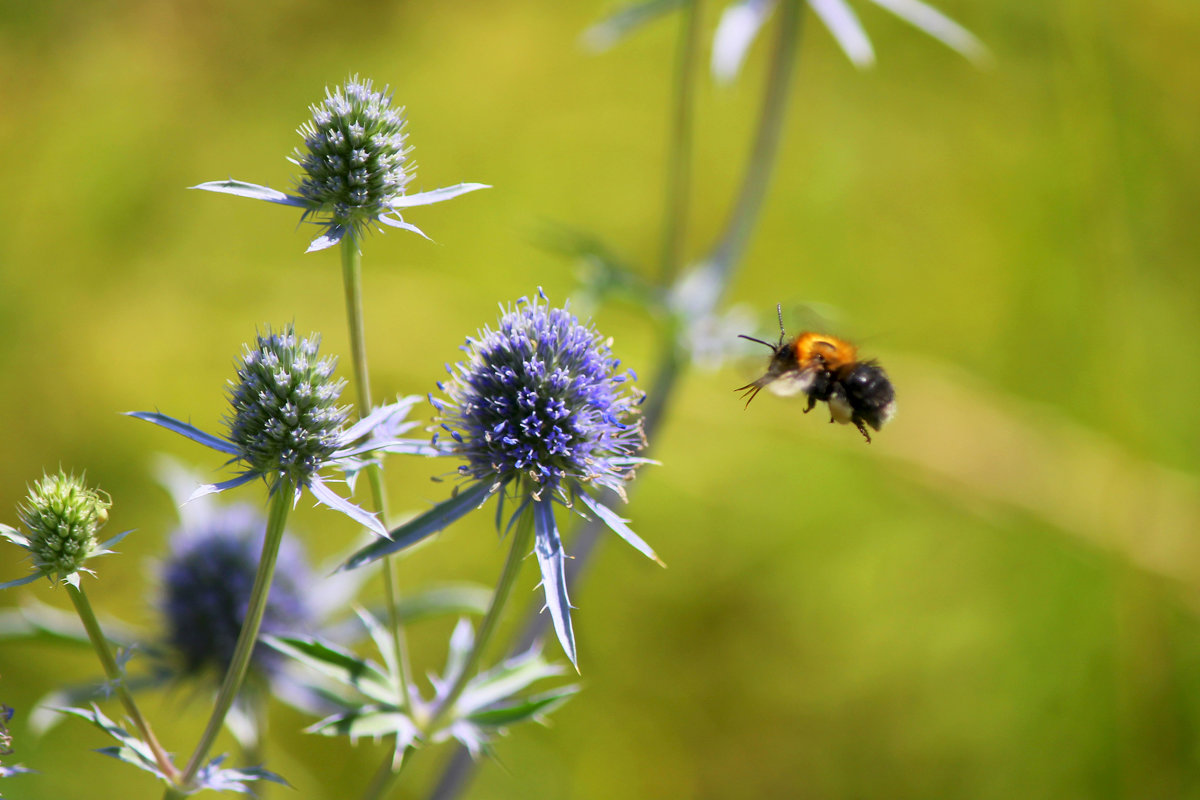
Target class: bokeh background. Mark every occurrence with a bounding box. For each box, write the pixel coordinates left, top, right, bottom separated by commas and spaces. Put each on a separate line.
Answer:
2, 0, 1199, 798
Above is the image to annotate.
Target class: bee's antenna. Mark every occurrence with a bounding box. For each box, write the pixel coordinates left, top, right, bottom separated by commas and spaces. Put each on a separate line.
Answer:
775, 303, 787, 347
738, 334, 777, 352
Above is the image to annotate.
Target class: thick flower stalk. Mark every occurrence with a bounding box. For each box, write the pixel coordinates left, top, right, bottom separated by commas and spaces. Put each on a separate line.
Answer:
0, 471, 124, 589
343, 292, 660, 666
129, 324, 427, 535
192, 76, 488, 252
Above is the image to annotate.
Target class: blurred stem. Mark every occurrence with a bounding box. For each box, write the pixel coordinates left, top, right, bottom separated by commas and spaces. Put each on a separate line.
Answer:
362, 744, 414, 800
428, 6, 803, 799
173, 476, 295, 793
340, 238, 417, 726
706, 0, 801, 289
658, 0, 703, 284
66, 581, 179, 784
426, 499, 537, 733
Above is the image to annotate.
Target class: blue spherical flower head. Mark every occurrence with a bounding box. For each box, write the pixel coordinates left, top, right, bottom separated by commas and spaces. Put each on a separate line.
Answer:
129, 324, 430, 536
191, 75, 489, 253
161, 505, 314, 681
436, 293, 646, 499
429, 291, 660, 666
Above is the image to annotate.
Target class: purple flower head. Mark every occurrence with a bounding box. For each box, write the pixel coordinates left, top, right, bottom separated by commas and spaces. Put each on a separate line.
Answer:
341, 292, 660, 667
433, 291, 646, 500
161, 504, 314, 679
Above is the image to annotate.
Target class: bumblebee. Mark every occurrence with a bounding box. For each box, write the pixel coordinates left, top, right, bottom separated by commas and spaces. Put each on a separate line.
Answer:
737, 306, 896, 443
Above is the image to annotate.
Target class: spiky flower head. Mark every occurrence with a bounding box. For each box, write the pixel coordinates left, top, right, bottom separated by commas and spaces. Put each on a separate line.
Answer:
130, 326, 428, 535
342, 292, 658, 667
291, 77, 413, 242
225, 324, 349, 488
433, 291, 646, 499
16, 471, 111, 583
191, 75, 488, 252
161, 504, 314, 679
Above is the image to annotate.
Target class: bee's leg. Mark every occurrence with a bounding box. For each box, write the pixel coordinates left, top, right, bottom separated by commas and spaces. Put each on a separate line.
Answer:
803, 395, 817, 414
853, 417, 872, 443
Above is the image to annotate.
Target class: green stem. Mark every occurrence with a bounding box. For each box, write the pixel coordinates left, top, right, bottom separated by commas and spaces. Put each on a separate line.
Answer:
66, 581, 179, 784
706, 0, 802, 291
658, 0, 703, 284
426, 500, 537, 733
173, 476, 295, 792
341, 237, 417, 780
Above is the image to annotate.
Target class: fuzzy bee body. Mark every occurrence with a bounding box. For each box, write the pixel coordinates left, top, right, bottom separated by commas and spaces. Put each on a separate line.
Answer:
738, 309, 896, 443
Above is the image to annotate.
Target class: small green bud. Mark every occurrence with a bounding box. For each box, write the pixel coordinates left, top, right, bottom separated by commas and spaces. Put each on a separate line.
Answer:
18, 471, 111, 582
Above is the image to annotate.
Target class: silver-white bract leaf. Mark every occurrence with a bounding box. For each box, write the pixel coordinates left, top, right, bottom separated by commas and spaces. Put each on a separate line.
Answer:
581, 0, 686, 52
190, 180, 307, 207
377, 215, 432, 241
810, 0, 875, 67
870, 0, 988, 62
577, 492, 663, 566
305, 226, 345, 253
308, 477, 385, 537
712, 0, 778, 82
386, 183, 491, 209
533, 500, 576, 668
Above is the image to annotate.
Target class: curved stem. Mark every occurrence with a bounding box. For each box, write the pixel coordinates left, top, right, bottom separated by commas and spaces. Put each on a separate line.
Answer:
706, 0, 803, 291
174, 476, 294, 791
426, 500, 537, 733
658, 0, 704, 284
66, 582, 179, 784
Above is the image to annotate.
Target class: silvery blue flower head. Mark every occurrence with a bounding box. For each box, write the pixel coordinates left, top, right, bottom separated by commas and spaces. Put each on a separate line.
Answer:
129, 324, 429, 535
161, 503, 314, 680
192, 75, 489, 252
343, 292, 660, 666
433, 292, 648, 500
0, 471, 127, 589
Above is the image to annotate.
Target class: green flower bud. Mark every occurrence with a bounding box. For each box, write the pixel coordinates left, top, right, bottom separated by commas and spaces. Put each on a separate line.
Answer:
18, 471, 111, 582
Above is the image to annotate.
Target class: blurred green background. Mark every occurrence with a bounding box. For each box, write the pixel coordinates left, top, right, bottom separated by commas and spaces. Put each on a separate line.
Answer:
2, 0, 1199, 798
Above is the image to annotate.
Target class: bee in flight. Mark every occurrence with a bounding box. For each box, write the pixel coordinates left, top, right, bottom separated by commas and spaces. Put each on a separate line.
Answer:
737, 305, 896, 443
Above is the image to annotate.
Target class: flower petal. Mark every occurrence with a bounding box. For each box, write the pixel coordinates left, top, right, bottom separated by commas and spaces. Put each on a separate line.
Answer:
869, 0, 988, 62
712, 0, 778, 83
190, 179, 308, 207
533, 499, 577, 669
385, 183, 491, 209
576, 492, 663, 566
810, 0, 876, 68
126, 412, 240, 455
308, 477, 386, 536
